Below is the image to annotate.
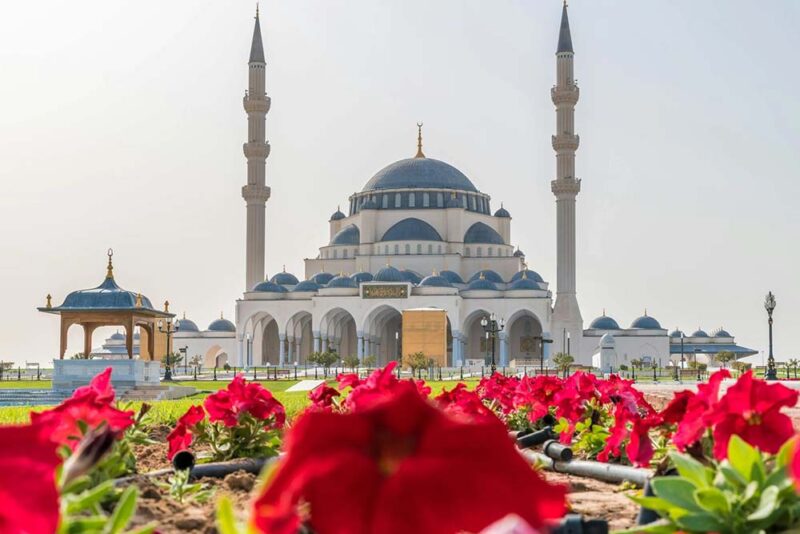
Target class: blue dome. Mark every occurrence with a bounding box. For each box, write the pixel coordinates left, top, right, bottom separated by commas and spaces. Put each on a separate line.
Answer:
311, 272, 335, 286
252, 281, 289, 293
293, 280, 321, 292
419, 274, 453, 288
589, 315, 620, 330
692, 329, 709, 338
363, 158, 477, 192
58, 277, 155, 310
464, 222, 504, 245
177, 318, 200, 332
509, 278, 541, 290
350, 272, 374, 284
208, 318, 236, 332
400, 270, 422, 284
714, 329, 732, 338
331, 224, 360, 246
382, 218, 443, 242
330, 209, 346, 221
468, 270, 504, 284
374, 265, 404, 282
510, 269, 544, 283
513, 248, 525, 257
109, 331, 125, 341
465, 278, 498, 291
270, 272, 299, 285
630, 315, 662, 329
669, 329, 684, 338
439, 270, 465, 284
494, 206, 511, 218
327, 275, 358, 289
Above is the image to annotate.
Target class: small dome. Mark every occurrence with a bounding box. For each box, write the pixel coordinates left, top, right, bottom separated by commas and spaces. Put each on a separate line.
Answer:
714, 328, 732, 338
419, 274, 453, 288
400, 270, 422, 284
692, 329, 709, 338
630, 315, 662, 329
177, 318, 200, 332
439, 270, 465, 284
374, 265, 405, 282
331, 224, 360, 246
327, 275, 357, 289
252, 281, 289, 293
350, 272, 374, 284
109, 332, 125, 341
669, 329, 684, 338
464, 222, 504, 245
468, 270, 504, 284
208, 318, 235, 332
362, 157, 478, 193
513, 248, 525, 258
600, 333, 616, 348
382, 218, 443, 242
494, 205, 511, 218
465, 277, 499, 291
270, 271, 299, 285
510, 269, 544, 283
293, 280, 321, 292
311, 272, 335, 286
589, 315, 620, 330
330, 209, 346, 221
509, 277, 541, 290
59, 277, 154, 310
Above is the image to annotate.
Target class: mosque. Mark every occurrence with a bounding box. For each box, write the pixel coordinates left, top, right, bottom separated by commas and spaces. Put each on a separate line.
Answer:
174, 5, 755, 370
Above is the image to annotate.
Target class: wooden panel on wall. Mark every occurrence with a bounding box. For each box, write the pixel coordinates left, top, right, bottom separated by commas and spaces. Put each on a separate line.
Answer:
402, 309, 447, 368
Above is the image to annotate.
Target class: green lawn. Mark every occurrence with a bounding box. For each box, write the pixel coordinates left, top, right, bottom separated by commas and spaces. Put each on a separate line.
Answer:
0, 380, 52, 389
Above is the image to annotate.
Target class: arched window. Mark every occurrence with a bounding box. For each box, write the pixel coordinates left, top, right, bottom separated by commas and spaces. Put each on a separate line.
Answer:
437, 193, 444, 207
470, 196, 476, 211
461, 195, 467, 208
343, 249, 348, 258
487, 247, 493, 257
404, 244, 410, 254
423, 193, 430, 207
416, 244, 422, 254
427, 244, 433, 254
394, 244, 399, 254
382, 195, 389, 209
437, 245, 442, 254
477, 247, 482, 257
409, 193, 416, 208
394, 194, 401, 208
385, 245, 389, 254
333, 249, 338, 259
465, 247, 471, 257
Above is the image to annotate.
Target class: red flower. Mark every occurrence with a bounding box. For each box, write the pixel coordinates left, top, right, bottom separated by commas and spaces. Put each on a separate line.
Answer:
672, 369, 730, 452
308, 385, 341, 412
790, 437, 800, 492
250, 383, 565, 534
708, 371, 798, 459
204, 375, 285, 428
476, 373, 520, 414
435, 383, 498, 423
31, 367, 134, 450
167, 405, 206, 460
658, 390, 694, 425
513, 375, 562, 422
342, 362, 430, 412
336, 372, 363, 390
0, 421, 62, 534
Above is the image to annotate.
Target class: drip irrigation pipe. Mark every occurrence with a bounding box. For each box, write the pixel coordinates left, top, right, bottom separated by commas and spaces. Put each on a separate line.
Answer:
115, 457, 275, 485
521, 449, 652, 488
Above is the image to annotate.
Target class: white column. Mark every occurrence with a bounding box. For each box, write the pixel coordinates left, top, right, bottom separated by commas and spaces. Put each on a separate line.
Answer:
313, 332, 320, 353
287, 337, 294, 363
237, 338, 244, 367
357, 334, 364, 361
499, 333, 509, 367
452, 331, 461, 366
294, 339, 301, 363
321, 336, 328, 352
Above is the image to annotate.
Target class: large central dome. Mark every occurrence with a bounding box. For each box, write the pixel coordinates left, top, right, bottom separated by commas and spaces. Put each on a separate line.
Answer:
362, 157, 478, 193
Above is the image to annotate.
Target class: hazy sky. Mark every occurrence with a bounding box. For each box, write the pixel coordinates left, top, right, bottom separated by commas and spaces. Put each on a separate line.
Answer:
1, 1, 798, 365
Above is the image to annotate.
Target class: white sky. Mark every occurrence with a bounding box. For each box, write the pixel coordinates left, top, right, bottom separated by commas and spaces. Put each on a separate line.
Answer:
1, 0, 798, 365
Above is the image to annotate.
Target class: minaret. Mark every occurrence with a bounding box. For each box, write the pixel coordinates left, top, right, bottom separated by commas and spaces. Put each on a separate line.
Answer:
551, 2, 583, 357
242, 7, 271, 291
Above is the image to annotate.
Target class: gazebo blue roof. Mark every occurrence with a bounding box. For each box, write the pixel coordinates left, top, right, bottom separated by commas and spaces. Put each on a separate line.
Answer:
669, 343, 757, 357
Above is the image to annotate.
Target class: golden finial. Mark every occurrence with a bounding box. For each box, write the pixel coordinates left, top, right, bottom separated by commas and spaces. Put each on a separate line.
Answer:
415, 122, 425, 158
432, 269, 439, 276
135, 293, 143, 307
603, 308, 606, 316
46, 294, 52, 308
106, 248, 114, 279
220, 311, 224, 319
282, 264, 286, 273
479, 272, 486, 280
164, 300, 170, 312
522, 271, 528, 280
183, 311, 186, 320
644, 308, 648, 316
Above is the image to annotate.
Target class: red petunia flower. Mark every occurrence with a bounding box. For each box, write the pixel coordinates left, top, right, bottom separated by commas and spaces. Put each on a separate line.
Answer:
790, 437, 800, 492
672, 369, 730, 452
435, 383, 498, 423
341, 362, 431, 412
708, 371, 798, 459
204, 375, 285, 428
658, 389, 694, 425
477, 373, 520, 414
513, 375, 563, 422
0, 421, 62, 534
250, 383, 566, 534
308, 385, 341, 412
167, 405, 206, 460
31, 367, 134, 450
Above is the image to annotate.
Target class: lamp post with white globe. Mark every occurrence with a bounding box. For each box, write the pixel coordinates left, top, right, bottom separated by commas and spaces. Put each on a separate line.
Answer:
480, 313, 505, 375
765, 291, 777, 380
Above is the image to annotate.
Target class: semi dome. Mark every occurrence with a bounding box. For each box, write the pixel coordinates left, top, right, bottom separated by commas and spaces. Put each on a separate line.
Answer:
293, 280, 321, 292
630, 314, 662, 329
177, 317, 200, 332
464, 222, 504, 245
692, 329, 709, 338
510, 269, 544, 284
468, 270, 504, 284
419, 273, 453, 288
362, 157, 477, 193
329, 208, 346, 221
600, 333, 616, 348
311, 272, 335, 286
589, 315, 620, 330
374, 265, 404, 282
465, 277, 498, 291
714, 328, 732, 337
509, 278, 541, 290
494, 206, 511, 218
439, 270, 464, 284
331, 224, 360, 246
350, 272, 374, 284
327, 275, 357, 289
252, 281, 289, 293
513, 248, 525, 258
270, 271, 299, 285
381, 218, 442, 242
208, 317, 235, 332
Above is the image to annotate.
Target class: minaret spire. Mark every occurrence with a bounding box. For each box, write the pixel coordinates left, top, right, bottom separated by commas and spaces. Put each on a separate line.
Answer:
415, 122, 425, 158
551, 2, 583, 358
242, 10, 272, 290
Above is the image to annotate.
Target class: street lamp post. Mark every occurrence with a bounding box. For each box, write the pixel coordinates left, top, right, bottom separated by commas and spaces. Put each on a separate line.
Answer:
157, 318, 180, 381
695, 348, 702, 382
765, 291, 777, 380
541, 336, 553, 375
245, 333, 253, 371
180, 346, 188, 375
480, 313, 505, 375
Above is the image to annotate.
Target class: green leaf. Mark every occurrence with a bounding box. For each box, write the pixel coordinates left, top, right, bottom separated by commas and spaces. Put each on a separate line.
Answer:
127, 526, 156, 534
728, 435, 761, 480
61, 517, 107, 534
694, 487, 730, 515
742, 480, 759, 504
216, 496, 240, 534
719, 465, 747, 488
64, 480, 114, 515
675, 512, 727, 532
650, 477, 704, 512
776, 437, 796, 469
629, 495, 675, 513
670, 452, 711, 488
612, 518, 675, 534
747, 485, 779, 521
102, 486, 137, 534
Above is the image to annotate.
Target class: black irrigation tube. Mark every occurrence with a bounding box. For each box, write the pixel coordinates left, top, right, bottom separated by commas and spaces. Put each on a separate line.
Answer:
520, 449, 652, 488
115, 456, 275, 486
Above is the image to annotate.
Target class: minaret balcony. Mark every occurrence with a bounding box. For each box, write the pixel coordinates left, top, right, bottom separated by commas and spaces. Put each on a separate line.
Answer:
550, 85, 579, 105
243, 95, 271, 113
242, 184, 271, 203
243, 141, 270, 159
550, 177, 581, 197
551, 134, 580, 152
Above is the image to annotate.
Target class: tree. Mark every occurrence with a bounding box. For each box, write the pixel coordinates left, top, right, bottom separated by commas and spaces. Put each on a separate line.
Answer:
162, 352, 183, 372
715, 350, 736, 369
731, 360, 751, 375
552, 352, 574, 378
630, 358, 643, 371
342, 355, 360, 371
308, 351, 339, 373
363, 355, 377, 369
790, 359, 800, 379
404, 352, 432, 379
189, 355, 203, 370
